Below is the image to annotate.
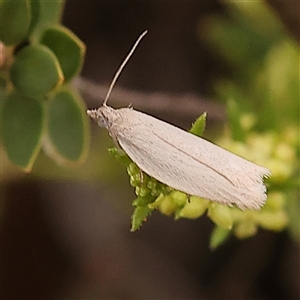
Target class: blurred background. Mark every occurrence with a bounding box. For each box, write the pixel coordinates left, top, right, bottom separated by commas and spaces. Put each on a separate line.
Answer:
1, 1, 299, 299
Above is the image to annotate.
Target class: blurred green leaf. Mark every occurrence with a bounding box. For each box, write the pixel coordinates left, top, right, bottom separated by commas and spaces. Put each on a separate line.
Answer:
30, 0, 65, 39
27, 0, 40, 35
10, 44, 64, 98
286, 189, 300, 242
41, 25, 86, 81
227, 98, 245, 141
1, 91, 44, 171
0, 0, 31, 45
43, 88, 89, 165
209, 226, 231, 250
265, 41, 299, 125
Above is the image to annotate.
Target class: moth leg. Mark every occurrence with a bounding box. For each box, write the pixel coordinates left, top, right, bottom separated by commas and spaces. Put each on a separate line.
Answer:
187, 195, 191, 203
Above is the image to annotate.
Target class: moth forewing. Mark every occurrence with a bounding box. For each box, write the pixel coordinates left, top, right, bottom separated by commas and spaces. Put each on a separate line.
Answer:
109, 108, 270, 210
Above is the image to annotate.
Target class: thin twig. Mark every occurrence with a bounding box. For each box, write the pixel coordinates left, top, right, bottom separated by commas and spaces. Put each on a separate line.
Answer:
74, 76, 225, 122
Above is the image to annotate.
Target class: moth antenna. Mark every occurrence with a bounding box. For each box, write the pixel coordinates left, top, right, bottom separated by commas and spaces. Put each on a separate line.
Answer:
103, 30, 148, 106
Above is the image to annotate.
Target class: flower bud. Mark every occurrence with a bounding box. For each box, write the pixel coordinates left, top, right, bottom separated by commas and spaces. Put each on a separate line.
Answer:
179, 196, 209, 219
208, 204, 233, 229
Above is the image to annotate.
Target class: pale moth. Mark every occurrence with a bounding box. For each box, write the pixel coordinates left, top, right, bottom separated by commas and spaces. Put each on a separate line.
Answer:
87, 31, 271, 210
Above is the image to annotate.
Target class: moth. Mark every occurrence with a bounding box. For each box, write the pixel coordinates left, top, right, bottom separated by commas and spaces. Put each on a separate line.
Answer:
87, 31, 271, 210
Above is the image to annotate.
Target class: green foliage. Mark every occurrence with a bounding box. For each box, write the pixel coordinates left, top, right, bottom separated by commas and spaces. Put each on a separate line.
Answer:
41, 25, 86, 81
0, 0, 89, 171
2, 91, 44, 171
0, 0, 31, 45
10, 44, 64, 98
44, 88, 89, 165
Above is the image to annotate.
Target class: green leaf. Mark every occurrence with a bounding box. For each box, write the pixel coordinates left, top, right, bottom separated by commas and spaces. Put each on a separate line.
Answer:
131, 205, 153, 232
1, 91, 44, 171
40, 25, 86, 81
27, 0, 40, 35
0, 0, 31, 45
189, 112, 207, 137
38, 0, 65, 24
43, 88, 89, 165
209, 226, 231, 250
286, 189, 300, 242
30, 0, 65, 39
10, 44, 64, 98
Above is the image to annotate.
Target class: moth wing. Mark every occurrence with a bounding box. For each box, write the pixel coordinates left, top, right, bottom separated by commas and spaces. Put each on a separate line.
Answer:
115, 109, 268, 209
147, 112, 270, 185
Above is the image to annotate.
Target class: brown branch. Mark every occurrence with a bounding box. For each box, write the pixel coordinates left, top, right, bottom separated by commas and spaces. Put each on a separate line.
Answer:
74, 76, 225, 122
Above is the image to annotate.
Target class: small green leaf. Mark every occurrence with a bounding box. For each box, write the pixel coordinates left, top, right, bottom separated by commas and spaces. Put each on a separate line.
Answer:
41, 25, 86, 81
43, 88, 89, 165
1, 91, 44, 171
131, 205, 153, 232
0, 0, 31, 45
189, 112, 207, 137
209, 226, 231, 250
10, 44, 64, 98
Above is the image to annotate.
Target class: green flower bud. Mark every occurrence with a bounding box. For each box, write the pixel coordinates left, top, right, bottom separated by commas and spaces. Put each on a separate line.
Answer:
158, 195, 177, 216
208, 204, 233, 230
170, 191, 188, 206
135, 186, 150, 198
159, 185, 172, 195
127, 163, 139, 176
148, 193, 165, 209
130, 176, 140, 187
234, 220, 258, 239
257, 211, 288, 231
178, 196, 209, 219
147, 178, 157, 190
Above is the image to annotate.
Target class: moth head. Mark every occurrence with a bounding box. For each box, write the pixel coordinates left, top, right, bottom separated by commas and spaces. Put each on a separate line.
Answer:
87, 106, 115, 129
